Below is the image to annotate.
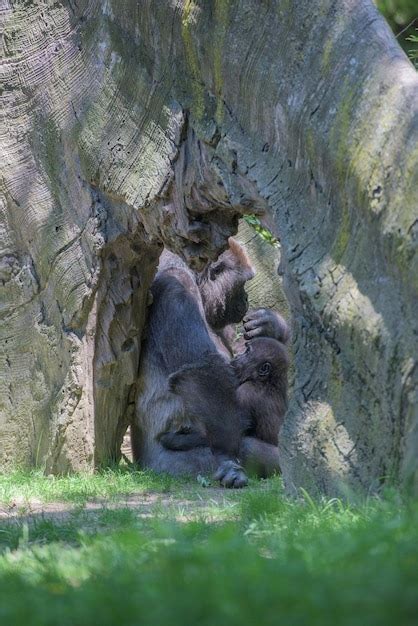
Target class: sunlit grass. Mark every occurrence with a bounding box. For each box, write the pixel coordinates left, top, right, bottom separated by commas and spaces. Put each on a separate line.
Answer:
0, 467, 182, 505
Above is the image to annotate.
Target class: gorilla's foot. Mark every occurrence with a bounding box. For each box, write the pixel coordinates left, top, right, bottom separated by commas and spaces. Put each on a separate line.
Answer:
213, 460, 248, 488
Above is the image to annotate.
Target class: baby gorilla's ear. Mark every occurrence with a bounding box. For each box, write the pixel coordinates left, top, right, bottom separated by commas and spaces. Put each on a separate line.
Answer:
258, 362, 272, 377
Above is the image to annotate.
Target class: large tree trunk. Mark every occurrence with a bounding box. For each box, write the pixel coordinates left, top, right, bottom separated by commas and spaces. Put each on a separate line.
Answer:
1, 1, 417, 492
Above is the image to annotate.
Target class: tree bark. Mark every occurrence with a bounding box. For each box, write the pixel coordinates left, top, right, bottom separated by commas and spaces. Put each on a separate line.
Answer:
0, 1, 417, 492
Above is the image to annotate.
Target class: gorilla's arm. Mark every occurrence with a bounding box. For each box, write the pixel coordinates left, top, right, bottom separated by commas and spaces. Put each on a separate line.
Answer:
240, 437, 282, 478
243, 309, 290, 343
237, 379, 287, 447
148, 273, 216, 372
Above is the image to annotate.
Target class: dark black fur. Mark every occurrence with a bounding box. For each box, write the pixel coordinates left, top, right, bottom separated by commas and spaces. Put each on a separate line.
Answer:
132, 243, 254, 488
132, 240, 290, 485
243, 308, 290, 343
165, 337, 289, 450
232, 337, 289, 446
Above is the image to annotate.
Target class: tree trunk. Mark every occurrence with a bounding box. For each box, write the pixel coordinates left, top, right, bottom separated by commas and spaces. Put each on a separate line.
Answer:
1, 1, 417, 493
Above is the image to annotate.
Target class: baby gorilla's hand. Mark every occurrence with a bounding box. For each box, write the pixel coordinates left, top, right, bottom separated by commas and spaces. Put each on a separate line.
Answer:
243, 308, 290, 343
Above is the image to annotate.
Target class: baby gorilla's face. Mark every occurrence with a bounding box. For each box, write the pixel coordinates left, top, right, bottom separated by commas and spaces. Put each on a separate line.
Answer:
231, 337, 289, 385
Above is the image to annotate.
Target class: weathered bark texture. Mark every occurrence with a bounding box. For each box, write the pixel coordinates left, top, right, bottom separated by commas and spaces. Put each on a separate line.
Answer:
235, 220, 294, 383
1, 1, 417, 493
235, 221, 289, 322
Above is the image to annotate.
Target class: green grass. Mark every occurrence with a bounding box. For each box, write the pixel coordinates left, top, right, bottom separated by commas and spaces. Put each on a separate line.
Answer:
0, 470, 417, 625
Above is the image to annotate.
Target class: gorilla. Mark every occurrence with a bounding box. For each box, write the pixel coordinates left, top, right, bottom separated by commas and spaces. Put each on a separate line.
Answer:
232, 337, 289, 446
162, 336, 289, 478
232, 336, 289, 478
131, 238, 289, 487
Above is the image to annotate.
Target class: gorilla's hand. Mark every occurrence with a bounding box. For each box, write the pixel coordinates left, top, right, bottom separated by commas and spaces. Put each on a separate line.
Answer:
243, 308, 290, 343
213, 459, 248, 488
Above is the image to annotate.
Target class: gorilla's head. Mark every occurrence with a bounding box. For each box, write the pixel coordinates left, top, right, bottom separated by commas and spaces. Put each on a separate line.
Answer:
197, 238, 254, 329
231, 337, 289, 386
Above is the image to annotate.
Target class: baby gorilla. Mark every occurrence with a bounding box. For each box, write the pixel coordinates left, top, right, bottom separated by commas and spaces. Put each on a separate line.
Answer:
159, 337, 289, 469
231, 337, 289, 446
